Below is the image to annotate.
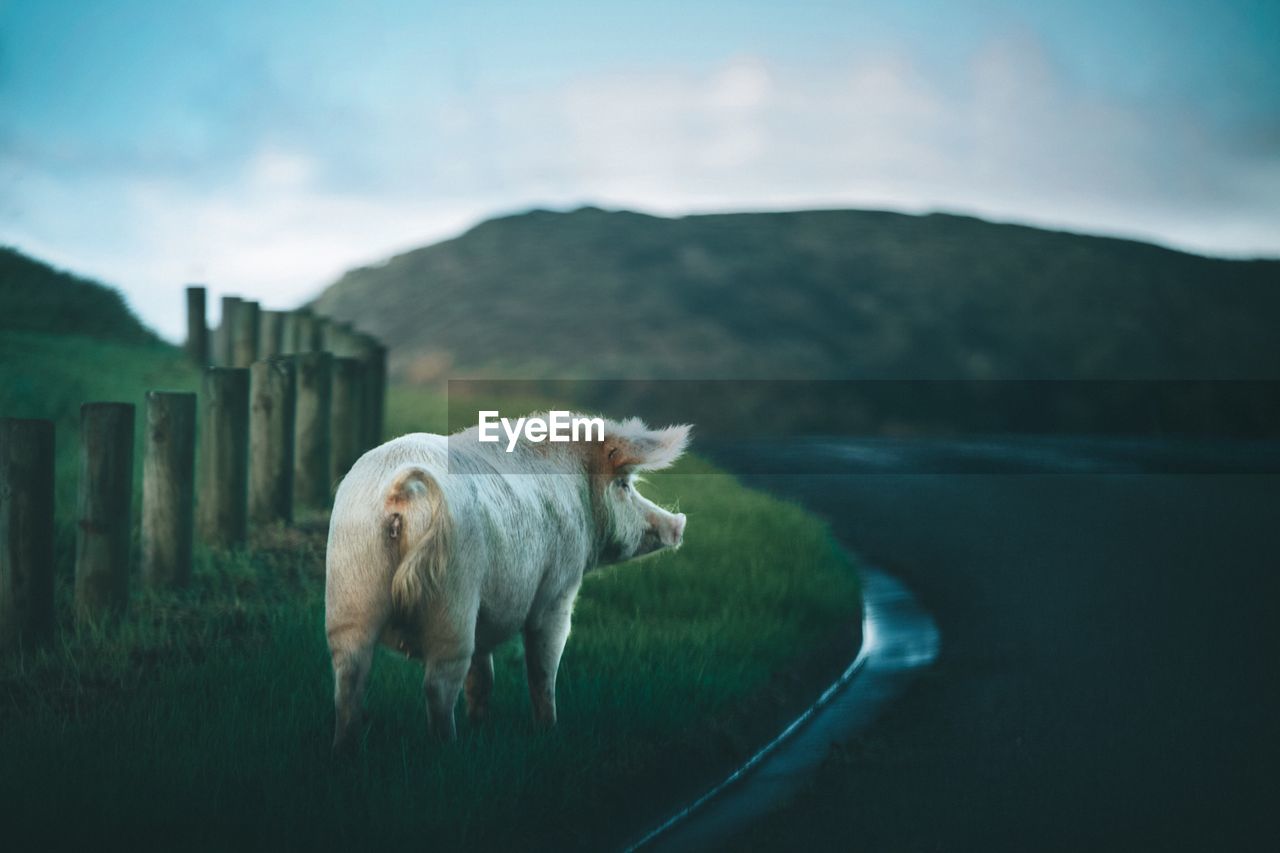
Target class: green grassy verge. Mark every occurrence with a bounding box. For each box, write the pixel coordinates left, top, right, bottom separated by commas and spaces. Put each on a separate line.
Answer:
0, 330, 861, 850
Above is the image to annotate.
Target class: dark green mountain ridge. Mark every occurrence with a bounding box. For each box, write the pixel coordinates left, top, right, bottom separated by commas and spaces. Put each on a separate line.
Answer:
313, 207, 1280, 381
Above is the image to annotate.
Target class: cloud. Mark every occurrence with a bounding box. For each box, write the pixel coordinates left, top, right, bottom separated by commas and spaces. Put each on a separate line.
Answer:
2, 34, 1278, 340
1, 155, 488, 338
535, 41, 1280, 246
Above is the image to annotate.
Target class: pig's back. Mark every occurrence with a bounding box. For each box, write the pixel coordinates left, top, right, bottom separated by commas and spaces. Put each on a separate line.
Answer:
331, 433, 592, 645
442, 439, 594, 635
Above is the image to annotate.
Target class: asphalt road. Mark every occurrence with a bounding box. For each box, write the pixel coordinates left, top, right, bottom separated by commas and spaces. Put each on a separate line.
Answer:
706, 437, 1280, 852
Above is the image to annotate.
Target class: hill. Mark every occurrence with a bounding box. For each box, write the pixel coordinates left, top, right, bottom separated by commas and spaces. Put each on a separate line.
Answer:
312, 207, 1280, 381
0, 246, 158, 344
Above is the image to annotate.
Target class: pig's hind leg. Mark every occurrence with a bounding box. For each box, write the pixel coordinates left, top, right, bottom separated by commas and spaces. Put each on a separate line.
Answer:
465, 652, 495, 724
419, 595, 478, 741
328, 615, 384, 754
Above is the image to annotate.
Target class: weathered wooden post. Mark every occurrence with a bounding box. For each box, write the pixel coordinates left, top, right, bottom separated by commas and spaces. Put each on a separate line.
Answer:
0, 418, 55, 650
250, 359, 296, 525
75, 403, 135, 620
185, 286, 209, 366
258, 310, 284, 358
217, 296, 242, 367
343, 333, 376, 451
280, 311, 301, 354
293, 352, 333, 508
343, 324, 368, 360
310, 315, 326, 352
319, 319, 337, 355
198, 368, 250, 547
322, 320, 356, 356
232, 300, 261, 368
314, 317, 332, 356
363, 337, 388, 449
330, 357, 364, 483
292, 311, 320, 353
141, 392, 196, 588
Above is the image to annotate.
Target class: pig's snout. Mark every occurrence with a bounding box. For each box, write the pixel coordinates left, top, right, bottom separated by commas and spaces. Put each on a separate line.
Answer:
623, 495, 689, 562
659, 512, 687, 548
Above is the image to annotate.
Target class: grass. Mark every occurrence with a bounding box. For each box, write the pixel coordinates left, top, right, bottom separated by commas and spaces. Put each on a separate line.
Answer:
0, 329, 862, 851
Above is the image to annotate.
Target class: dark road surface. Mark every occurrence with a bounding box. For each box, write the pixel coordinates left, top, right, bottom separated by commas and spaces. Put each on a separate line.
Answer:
707, 437, 1280, 852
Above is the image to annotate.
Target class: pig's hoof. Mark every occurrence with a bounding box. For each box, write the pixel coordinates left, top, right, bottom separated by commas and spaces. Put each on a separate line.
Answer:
332, 735, 357, 761
428, 723, 458, 742
332, 722, 363, 759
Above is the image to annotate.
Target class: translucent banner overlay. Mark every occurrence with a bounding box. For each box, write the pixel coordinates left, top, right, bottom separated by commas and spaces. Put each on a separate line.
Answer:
444, 380, 1280, 474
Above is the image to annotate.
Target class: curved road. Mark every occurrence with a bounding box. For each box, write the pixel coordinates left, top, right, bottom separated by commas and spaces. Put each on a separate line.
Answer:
706, 437, 1280, 852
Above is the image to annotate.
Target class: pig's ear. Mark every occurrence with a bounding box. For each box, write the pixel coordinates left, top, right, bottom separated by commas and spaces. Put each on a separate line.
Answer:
608, 422, 692, 473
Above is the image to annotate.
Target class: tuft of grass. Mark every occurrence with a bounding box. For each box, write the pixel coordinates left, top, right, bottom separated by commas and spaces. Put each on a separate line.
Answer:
1, 332, 861, 851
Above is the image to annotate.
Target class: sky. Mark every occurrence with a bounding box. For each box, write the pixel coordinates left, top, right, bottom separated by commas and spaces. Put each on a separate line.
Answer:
2, 0, 1278, 339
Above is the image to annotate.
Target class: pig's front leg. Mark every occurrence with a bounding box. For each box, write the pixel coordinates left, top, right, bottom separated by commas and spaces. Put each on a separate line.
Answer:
522, 592, 576, 728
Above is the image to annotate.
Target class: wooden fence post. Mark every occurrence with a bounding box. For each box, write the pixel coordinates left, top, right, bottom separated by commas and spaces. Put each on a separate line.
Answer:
279, 312, 297, 355
294, 311, 321, 353
75, 403, 135, 620
330, 357, 364, 483
217, 296, 242, 367
305, 312, 323, 352
322, 320, 357, 356
250, 359, 296, 525
288, 311, 308, 353
198, 368, 250, 548
258, 310, 284, 359
314, 316, 332, 355
233, 300, 260, 368
0, 418, 55, 650
319, 319, 338, 354
141, 392, 196, 589
185, 286, 209, 366
293, 352, 333, 509
364, 338, 388, 449
291, 312, 306, 353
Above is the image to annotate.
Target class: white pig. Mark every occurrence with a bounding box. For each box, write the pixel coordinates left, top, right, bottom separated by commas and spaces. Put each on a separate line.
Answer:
325, 415, 690, 749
